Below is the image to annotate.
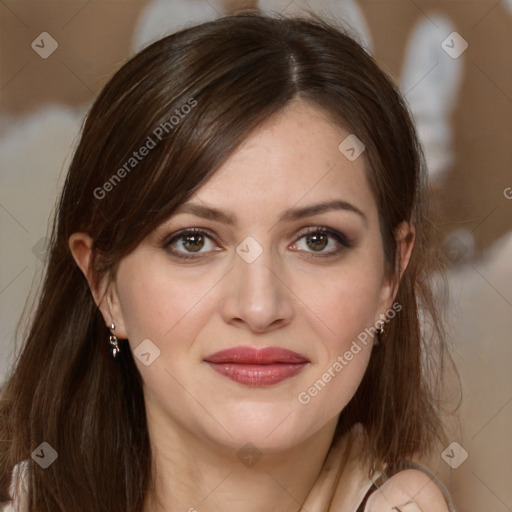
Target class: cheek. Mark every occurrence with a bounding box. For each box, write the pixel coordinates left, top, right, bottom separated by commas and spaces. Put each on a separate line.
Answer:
115, 255, 218, 348
298, 255, 384, 348
292, 254, 383, 413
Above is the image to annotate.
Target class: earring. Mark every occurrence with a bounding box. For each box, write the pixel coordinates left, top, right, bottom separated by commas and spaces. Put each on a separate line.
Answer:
374, 324, 384, 347
109, 323, 121, 358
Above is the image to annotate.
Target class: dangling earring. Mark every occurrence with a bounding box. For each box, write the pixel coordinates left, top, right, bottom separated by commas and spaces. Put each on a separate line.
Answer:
374, 324, 384, 347
109, 323, 121, 358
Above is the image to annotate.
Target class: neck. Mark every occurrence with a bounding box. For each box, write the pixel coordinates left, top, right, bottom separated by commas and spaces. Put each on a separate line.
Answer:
142, 412, 340, 512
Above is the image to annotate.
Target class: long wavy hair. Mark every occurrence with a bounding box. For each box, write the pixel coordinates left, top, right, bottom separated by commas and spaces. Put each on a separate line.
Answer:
0, 12, 457, 511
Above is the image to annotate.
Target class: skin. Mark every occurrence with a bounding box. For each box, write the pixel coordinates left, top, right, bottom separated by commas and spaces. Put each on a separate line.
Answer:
68, 99, 447, 512
364, 469, 451, 511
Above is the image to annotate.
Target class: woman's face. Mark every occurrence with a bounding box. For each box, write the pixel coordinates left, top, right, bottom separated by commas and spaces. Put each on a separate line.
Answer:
105, 100, 401, 451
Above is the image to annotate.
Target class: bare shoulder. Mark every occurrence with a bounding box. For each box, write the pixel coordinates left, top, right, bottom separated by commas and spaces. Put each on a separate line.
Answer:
365, 469, 450, 512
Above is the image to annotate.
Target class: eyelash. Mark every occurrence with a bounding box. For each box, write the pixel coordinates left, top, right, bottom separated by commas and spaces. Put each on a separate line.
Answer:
162, 227, 351, 261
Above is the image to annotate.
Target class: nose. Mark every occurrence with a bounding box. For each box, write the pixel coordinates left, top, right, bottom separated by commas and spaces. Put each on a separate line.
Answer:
219, 244, 294, 334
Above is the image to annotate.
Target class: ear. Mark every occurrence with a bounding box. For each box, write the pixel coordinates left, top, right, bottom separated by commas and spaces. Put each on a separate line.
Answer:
376, 221, 416, 320
395, 220, 416, 282
68, 232, 128, 339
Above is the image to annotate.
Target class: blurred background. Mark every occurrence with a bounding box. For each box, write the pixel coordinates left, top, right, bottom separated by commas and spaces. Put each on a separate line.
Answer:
0, 1, 511, 510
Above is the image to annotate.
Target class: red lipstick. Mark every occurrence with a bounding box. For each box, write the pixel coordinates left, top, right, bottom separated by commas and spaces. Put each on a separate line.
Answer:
204, 346, 309, 386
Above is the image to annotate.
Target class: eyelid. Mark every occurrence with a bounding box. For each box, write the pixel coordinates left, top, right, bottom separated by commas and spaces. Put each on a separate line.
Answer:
294, 226, 350, 245
163, 227, 217, 244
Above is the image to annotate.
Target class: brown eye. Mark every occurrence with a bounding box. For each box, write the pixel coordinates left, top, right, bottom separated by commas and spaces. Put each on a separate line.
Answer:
290, 227, 351, 257
305, 232, 328, 252
181, 233, 205, 252
163, 228, 219, 259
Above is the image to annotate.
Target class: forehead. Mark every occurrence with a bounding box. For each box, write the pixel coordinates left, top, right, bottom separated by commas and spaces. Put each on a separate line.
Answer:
188, 100, 378, 224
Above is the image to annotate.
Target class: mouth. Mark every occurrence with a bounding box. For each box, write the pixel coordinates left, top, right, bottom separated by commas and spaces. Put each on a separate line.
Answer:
204, 346, 309, 387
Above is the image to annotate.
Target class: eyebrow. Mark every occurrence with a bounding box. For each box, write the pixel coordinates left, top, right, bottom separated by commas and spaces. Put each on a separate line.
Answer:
173, 199, 368, 227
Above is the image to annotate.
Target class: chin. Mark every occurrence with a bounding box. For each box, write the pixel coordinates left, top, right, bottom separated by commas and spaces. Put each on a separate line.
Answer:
208, 402, 315, 451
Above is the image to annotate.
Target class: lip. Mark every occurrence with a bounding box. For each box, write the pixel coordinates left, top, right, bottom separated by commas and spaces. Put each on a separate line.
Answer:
204, 346, 309, 387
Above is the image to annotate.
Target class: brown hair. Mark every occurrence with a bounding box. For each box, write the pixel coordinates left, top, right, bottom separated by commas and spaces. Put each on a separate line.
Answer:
0, 12, 456, 511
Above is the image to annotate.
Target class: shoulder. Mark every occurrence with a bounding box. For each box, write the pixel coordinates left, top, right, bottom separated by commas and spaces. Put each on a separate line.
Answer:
365, 469, 450, 512
3, 460, 29, 512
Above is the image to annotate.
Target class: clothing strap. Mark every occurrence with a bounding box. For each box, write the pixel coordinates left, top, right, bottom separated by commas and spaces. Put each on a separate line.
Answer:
356, 482, 378, 512
355, 460, 457, 512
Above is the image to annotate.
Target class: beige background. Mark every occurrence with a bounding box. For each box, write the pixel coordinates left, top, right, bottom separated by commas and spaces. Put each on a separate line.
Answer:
1, 1, 511, 511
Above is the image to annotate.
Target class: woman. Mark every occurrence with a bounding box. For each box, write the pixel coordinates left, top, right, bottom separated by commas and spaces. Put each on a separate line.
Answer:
0, 12, 458, 512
